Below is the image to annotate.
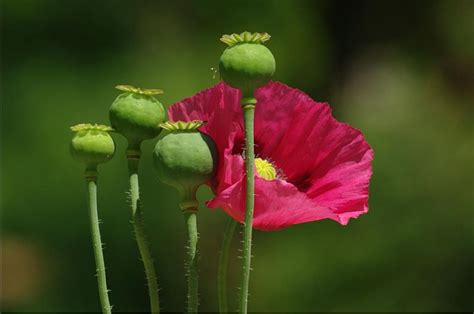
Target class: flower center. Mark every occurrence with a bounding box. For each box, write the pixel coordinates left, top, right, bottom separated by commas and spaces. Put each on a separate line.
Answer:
255, 158, 277, 181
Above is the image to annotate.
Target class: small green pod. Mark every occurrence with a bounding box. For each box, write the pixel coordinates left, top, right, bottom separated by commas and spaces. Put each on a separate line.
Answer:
153, 121, 217, 208
109, 85, 166, 150
219, 32, 275, 100
70, 124, 115, 170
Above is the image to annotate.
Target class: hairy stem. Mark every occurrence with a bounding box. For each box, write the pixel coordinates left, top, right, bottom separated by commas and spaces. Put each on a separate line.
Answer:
128, 157, 160, 314
239, 102, 256, 314
86, 176, 112, 314
218, 218, 238, 313
184, 209, 199, 313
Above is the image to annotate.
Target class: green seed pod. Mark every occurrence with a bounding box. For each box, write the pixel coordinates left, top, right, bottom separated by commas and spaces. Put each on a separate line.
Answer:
70, 124, 115, 173
109, 85, 166, 151
153, 121, 218, 209
219, 31, 275, 101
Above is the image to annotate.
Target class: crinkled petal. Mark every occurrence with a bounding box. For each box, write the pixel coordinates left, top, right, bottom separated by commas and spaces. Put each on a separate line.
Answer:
253, 82, 373, 224
208, 170, 340, 231
217, 149, 245, 193
253, 82, 309, 157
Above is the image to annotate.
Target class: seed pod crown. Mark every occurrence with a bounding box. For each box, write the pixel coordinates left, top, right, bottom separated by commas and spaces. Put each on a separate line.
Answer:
70, 123, 115, 168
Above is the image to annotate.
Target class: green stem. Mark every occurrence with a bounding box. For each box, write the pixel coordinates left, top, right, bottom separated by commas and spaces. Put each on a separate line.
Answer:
218, 218, 238, 313
184, 209, 199, 313
239, 101, 256, 314
128, 157, 160, 314
86, 176, 112, 314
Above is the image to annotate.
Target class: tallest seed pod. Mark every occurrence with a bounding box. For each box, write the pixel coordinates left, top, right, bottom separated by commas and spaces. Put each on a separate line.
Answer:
219, 31, 276, 314
219, 31, 276, 104
109, 84, 166, 314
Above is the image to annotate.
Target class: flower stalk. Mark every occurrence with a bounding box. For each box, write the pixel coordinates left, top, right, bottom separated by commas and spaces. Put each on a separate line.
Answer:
183, 205, 199, 313
218, 217, 238, 313
239, 101, 256, 314
128, 154, 160, 314
86, 171, 112, 314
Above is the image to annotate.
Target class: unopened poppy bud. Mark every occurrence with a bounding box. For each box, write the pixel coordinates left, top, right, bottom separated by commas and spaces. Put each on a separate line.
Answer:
109, 85, 166, 152
219, 31, 275, 103
70, 124, 115, 175
153, 121, 217, 210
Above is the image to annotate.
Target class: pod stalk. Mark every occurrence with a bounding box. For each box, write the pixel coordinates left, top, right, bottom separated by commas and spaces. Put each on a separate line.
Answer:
84, 165, 98, 181
128, 156, 161, 313
86, 176, 112, 314
184, 208, 199, 313
239, 100, 256, 314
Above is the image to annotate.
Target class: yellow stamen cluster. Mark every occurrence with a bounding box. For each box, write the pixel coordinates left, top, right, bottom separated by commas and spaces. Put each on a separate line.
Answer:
255, 158, 277, 181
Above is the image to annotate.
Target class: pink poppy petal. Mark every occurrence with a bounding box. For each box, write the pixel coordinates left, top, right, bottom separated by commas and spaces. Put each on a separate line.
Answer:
169, 82, 240, 122
208, 169, 340, 231
273, 110, 373, 220
253, 82, 311, 157
253, 82, 374, 223
252, 178, 341, 230
215, 147, 245, 193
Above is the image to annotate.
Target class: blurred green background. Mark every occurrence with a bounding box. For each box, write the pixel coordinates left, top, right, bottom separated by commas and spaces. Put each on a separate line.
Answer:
1, 0, 473, 312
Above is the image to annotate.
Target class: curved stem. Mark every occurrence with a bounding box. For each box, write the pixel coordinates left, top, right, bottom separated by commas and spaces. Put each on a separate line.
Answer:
239, 101, 256, 314
218, 218, 238, 313
86, 177, 112, 314
184, 209, 199, 313
128, 158, 160, 314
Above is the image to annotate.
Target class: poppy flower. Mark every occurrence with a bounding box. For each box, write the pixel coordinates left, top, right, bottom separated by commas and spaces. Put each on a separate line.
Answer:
168, 82, 373, 231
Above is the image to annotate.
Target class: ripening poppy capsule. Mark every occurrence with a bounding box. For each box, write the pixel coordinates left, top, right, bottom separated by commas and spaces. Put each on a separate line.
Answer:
70, 123, 115, 176
152, 120, 218, 209
219, 31, 276, 104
